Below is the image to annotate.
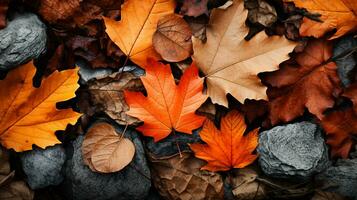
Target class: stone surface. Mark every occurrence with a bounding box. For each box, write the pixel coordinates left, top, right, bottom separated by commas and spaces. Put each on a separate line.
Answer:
21, 145, 66, 189
316, 159, 357, 198
0, 13, 46, 70
63, 123, 151, 200
333, 35, 357, 87
257, 122, 330, 179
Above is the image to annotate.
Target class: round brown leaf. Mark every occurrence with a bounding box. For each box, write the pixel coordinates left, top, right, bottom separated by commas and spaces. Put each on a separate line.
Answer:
81, 123, 117, 170
91, 137, 135, 173
153, 14, 193, 62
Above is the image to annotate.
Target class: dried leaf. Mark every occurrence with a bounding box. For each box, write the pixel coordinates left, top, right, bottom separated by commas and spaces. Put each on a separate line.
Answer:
262, 39, 341, 125
0, 61, 81, 152
245, 0, 277, 27
193, 0, 296, 106
286, 0, 357, 39
190, 110, 258, 172
185, 15, 209, 42
180, 0, 209, 17
104, 0, 176, 68
153, 14, 193, 62
124, 59, 207, 142
148, 153, 224, 200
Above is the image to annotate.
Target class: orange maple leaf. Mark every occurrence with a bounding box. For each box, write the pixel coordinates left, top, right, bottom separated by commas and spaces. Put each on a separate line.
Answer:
286, 0, 357, 39
124, 59, 207, 142
190, 111, 258, 172
0, 61, 81, 152
104, 0, 176, 68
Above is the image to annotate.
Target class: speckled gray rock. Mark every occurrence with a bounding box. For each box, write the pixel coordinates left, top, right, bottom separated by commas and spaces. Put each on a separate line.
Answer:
257, 122, 330, 179
333, 35, 357, 87
21, 145, 66, 189
0, 13, 46, 70
63, 124, 151, 200
316, 159, 357, 198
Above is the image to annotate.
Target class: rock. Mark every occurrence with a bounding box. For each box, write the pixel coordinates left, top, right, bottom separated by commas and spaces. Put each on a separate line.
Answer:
316, 159, 357, 198
257, 122, 330, 179
20, 145, 66, 189
333, 35, 357, 87
63, 124, 151, 200
0, 13, 46, 71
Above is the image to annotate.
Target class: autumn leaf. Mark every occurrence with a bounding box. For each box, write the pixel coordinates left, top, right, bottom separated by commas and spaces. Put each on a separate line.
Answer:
261, 39, 341, 125
285, 0, 357, 39
124, 58, 207, 142
180, 0, 209, 17
192, 0, 296, 107
0, 61, 81, 152
82, 122, 135, 173
190, 110, 258, 172
153, 14, 193, 62
321, 109, 357, 158
104, 0, 176, 68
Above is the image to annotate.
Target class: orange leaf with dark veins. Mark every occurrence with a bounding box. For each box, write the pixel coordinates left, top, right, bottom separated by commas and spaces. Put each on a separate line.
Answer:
124, 59, 207, 142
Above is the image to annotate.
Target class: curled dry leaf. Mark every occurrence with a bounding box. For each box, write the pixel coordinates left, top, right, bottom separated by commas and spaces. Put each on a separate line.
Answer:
82, 122, 135, 173
190, 110, 259, 172
186, 15, 209, 42
262, 39, 341, 125
148, 152, 224, 200
192, 0, 296, 107
180, 0, 209, 17
153, 14, 193, 62
124, 59, 207, 142
104, 0, 176, 68
0, 61, 81, 152
245, 0, 277, 27
285, 0, 357, 39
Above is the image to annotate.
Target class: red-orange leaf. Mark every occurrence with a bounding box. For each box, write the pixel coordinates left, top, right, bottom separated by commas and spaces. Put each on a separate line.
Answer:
190, 110, 258, 172
124, 59, 207, 142
321, 109, 357, 158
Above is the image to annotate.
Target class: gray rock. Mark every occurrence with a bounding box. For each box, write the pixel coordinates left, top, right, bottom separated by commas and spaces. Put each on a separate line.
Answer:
0, 13, 46, 70
63, 124, 151, 200
333, 35, 357, 87
257, 122, 330, 179
316, 159, 357, 198
21, 145, 66, 189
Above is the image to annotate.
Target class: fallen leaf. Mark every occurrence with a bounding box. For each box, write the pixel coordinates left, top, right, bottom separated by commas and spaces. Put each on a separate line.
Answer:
261, 39, 341, 125
125, 59, 207, 142
286, 0, 357, 39
321, 109, 357, 158
245, 0, 277, 27
82, 122, 135, 173
148, 152, 224, 200
197, 99, 217, 121
241, 99, 268, 124
192, 0, 296, 106
153, 14, 193, 62
104, 0, 176, 68
0, 0, 9, 29
190, 110, 258, 172
185, 15, 209, 42
0, 61, 81, 152
180, 0, 209, 17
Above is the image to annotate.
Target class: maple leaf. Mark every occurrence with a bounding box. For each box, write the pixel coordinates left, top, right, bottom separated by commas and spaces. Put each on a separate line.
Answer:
261, 39, 341, 125
321, 109, 357, 158
0, 61, 81, 152
124, 59, 207, 142
190, 110, 258, 172
104, 0, 176, 68
285, 0, 357, 39
192, 0, 296, 107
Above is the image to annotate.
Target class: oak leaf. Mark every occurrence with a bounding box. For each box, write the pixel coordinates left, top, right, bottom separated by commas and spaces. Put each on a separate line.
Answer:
190, 110, 258, 172
192, 0, 296, 107
0, 61, 81, 152
286, 0, 357, 39
153, 14, 193, 62
104, 0, 176, 68
124, 59, 207, 142
261, 39, 341, 125
321, 109, 357, 158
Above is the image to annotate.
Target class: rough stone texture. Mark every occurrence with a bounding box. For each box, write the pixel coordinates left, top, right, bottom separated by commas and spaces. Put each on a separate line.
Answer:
316, 159, 357, 198
333, 35, 357, 87
257, 122, 330, 179
0, 13, 46, 70
20, 145, 66, 189
63, 123, 151, 200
